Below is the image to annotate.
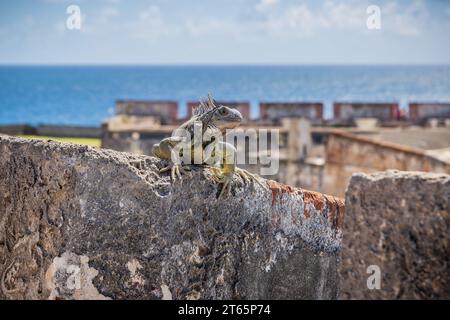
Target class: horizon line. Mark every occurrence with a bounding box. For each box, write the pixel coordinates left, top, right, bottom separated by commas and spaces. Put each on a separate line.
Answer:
1, 62, 450, 67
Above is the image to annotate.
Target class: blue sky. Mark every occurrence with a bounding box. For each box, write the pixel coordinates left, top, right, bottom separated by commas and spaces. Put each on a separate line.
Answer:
0, 0, 449, 64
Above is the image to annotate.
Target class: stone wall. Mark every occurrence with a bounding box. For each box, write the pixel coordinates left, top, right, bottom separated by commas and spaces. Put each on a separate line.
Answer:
0, 125, 37, 136
259, 103, 323, 124
0, 134, 344, 300
323, 132, 450, 196
35, 125, 101, 138
0, 125, 100, 138
340, 171, 450, 299
333, 102, 399, 125
116, 100, 178, 125
409, 102, 450, 122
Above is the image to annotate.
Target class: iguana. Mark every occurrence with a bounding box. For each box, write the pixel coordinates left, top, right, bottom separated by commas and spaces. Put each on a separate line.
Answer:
152, 95, 263, 197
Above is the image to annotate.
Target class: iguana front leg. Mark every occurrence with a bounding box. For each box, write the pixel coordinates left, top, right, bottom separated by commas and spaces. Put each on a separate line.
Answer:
209, 164, 265, 190
206, 141, 265, 196
152, 137, 191, 181
204, 141, 237, 198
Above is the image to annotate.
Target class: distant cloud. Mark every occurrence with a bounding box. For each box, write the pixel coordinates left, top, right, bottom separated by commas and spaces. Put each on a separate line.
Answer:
257, 0, 429, 37
382, 0, 428, 36
281, 4, 319, 35
53, 21, 66, 35
36, 0, 436, 41
322, 0, 363, 29
74, 6, 119, 34
262, 1, 365, 37
24, 15, 36, 27
41, 0, 69, 3
41, 0, 121, 3
138, 5, 160, 21
255, 0, 278, 13
184, 18, 238, 37
99, 6, 119, 22
2, 0, 450, 64
132, 5, 170, 41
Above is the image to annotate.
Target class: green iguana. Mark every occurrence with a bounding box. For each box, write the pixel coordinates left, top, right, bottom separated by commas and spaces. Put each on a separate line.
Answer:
152, 95, 263, 197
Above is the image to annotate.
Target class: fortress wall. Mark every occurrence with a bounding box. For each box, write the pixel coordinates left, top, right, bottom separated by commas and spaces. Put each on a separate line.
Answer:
0, 134, 343, 300
340, 171, 450, 299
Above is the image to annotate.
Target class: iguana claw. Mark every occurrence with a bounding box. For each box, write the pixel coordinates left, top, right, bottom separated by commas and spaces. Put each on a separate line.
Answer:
208, 166, 264, 198
235, 168, 265, 188
210, 170, 233, 198
160, 163, 191, 181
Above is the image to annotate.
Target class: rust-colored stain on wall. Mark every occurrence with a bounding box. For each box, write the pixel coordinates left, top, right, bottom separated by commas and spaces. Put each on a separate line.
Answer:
267, 180, 345, 229
303, 190, 325, 211
324, 195, 345, 230
267, 180, 295, 206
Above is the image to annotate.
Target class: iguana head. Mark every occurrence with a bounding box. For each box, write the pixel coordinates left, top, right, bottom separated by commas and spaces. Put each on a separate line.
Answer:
209, 104, 243, 131
194, 94, 243, 133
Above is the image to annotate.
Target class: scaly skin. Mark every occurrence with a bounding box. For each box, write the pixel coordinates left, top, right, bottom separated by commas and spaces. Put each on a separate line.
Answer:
152, 95, 263, 197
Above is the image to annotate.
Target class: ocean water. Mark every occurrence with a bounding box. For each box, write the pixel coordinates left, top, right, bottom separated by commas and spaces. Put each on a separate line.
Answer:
1, 65, 450, 126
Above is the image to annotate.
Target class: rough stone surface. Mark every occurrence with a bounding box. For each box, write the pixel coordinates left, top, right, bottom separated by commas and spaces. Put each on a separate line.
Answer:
340, 170, 450, 299
0, 135, 344, 300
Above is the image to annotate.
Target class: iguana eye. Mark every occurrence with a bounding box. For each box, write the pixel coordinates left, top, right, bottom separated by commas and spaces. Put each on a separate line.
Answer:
219, 108, 227, 115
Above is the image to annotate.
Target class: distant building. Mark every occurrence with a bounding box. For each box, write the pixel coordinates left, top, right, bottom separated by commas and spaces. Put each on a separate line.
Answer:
186, 101, 251, 122
102, 100, 179, 155
323, 131, 450, 196
259, 102, 323, 124
333, 102, 399, 125
409, 102, 450, 124
116, 100, 178, 125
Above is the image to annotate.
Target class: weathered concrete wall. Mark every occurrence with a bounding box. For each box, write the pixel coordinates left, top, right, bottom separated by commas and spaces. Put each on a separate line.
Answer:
0, 125, 36, 136
0, 125, 100, 138
259, 102, 323, 124
409, 102, 450, 122
340, 171, 450, 299
36, 125, 101, 138
115, 100, 178, 125
0, 134, 344, 300
360, 128, 450, 150
333, 102, 399, 125
324, 132, 450, 196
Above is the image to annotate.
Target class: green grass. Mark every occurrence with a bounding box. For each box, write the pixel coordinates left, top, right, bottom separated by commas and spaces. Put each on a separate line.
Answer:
17, 135, 101, 148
